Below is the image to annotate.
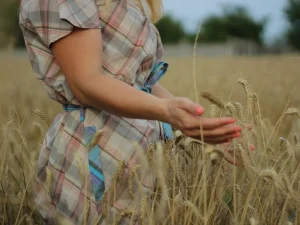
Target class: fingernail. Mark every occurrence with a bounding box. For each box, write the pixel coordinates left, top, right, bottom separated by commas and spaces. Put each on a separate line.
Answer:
229, 119, 236, 124
234, 133, 241, 138
250, 144, 255, 151
235, 127, 242, 132
196, 107, 204, 114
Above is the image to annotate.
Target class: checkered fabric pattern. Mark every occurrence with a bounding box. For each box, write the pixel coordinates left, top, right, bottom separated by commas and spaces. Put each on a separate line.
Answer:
19, 0, 167, 224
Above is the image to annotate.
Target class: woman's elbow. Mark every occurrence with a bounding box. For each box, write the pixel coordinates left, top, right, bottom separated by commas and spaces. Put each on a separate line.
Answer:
67, 77, 92, 106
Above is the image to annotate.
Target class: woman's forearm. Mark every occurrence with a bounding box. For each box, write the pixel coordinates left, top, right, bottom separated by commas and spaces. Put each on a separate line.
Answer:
51, 29, 170, 122
75, 73, 168, 121
152, 83, 174, 99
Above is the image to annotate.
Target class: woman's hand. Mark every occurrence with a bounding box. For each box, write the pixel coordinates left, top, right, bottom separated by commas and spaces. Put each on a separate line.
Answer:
162, 97, 242, 144
221, 124, 255, 166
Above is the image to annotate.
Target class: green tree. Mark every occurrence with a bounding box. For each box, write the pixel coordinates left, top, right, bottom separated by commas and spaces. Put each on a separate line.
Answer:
0, 0, 25, 48
189, 6, 267, 45
155, 14, 185, 44
285, 0, 300, 50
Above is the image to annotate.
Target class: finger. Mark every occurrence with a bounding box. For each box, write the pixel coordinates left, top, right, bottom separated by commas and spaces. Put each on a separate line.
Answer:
210, 149, 240, 166
213, 149, 240, 166
224, 152, 240, 166
200, 117, 236, 130
182, 99, 204, 116
220, 142, 232, 150
204, 139, 232, 145
185, 128, 241, 141
245, 124, 253, 131
201, 132, 241, 144
249, 144, 255, 151
181, 116, 235, 130
201, 124, 242, 137
186, 135, 233, 145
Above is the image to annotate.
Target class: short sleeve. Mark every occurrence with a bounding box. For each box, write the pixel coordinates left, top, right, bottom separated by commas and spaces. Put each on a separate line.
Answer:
154, 26, 164, 60
24, 0, 101, 47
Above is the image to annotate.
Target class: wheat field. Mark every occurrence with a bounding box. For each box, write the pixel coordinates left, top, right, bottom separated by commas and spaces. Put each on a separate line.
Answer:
0, 53, 300, 225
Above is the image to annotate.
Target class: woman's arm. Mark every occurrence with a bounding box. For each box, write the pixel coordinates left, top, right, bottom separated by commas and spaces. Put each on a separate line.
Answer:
52, 28, 168, 121
52, 28, 242, 144
152, 83, 174, 99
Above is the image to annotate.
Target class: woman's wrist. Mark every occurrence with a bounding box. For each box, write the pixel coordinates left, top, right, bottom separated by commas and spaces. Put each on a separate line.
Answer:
155, 98, 170, 124
151, 83, 174, 99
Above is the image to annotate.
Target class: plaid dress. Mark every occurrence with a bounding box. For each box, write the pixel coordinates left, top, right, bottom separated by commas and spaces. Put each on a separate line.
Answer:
19, 0, 170, 224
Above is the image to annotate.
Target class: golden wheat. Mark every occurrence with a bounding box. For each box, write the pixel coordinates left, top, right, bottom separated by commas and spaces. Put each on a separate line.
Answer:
238, 78, 254, 119
1, 54, 300, 225
200, 92, 225, 109
89, 130, 104, 149
32, 109, 51, 127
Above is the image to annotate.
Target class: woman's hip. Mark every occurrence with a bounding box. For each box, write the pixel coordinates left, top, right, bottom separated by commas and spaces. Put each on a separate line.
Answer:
33, 107, 163, 224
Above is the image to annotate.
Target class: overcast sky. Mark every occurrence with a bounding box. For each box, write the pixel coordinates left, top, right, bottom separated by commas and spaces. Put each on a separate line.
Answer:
163, 0, 289, 43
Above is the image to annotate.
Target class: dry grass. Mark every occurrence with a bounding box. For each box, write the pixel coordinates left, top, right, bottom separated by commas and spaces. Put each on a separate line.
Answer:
0, 52, 300, 225
160, 55, 300, 123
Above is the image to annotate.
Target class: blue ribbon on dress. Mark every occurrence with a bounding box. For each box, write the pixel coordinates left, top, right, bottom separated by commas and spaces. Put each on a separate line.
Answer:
63, 105, 105, 201
140, 61, 174, 141
61, 61, 173, 201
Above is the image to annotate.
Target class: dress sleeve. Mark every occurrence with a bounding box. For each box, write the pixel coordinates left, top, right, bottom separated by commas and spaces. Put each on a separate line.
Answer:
143, 26, 168, 88
24, 0, 101, 47
155, 25, 164, 61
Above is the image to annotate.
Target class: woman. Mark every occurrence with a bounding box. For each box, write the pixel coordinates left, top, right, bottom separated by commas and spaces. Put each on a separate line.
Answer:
19, 0, 242, 224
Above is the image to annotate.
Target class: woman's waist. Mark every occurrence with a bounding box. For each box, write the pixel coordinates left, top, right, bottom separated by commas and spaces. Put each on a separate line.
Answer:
58, 105, 163, 141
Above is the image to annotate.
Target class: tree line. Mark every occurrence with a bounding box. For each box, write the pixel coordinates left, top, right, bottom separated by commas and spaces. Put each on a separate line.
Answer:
157, 1, 299, 51
0, 0, 300, 51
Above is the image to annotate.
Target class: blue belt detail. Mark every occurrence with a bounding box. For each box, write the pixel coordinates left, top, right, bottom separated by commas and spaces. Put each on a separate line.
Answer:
63, 105, 105, 201
140, 61, 174, 141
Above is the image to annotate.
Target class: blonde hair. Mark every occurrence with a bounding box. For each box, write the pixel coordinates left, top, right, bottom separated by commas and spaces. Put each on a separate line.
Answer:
132, 0, 164, 23
106, 0, 163, 23
145, 0, 164, 23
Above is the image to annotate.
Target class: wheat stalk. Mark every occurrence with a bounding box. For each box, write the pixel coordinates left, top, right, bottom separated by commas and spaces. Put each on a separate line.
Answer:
285, 108, 300, 118
57, 214, 73, 225
14, 128, 29, 151
32, 109, 51, 126
127, 165, 140, 199
89, 130, 103, 149
192, 24, 201, 103
249, 217, 259, 225
45, 167, 52, 195
92, 213, 103, 225
252, 93, 260, 125
140, 195, 148, 225
112, 210, 124, 225
74, 152, 85, 182
153, 144, 169, 223
201, 92, 225, 109
225, 102, 239, 121
183, 200, 204, 223
2, 81, 300, 225
238, 78, 254, 120
208, 104, 219, 118
116, 160, 126, 185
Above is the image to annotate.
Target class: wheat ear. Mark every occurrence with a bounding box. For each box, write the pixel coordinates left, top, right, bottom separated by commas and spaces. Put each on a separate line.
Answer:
201, 92, 225, 109
32, 109, 51, 126
238, 78, 254, 120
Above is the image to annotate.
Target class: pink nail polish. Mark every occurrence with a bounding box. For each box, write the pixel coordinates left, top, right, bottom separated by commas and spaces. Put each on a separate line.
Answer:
235, 127, 242, 132
234, 133, 241, 138
250, 144, 255, 151
229, 119, 236, 124
196, 107, 204, 114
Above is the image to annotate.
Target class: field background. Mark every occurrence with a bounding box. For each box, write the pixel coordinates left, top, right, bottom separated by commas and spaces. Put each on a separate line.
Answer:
1, 53, 299, 126
1, 52, 300, 224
